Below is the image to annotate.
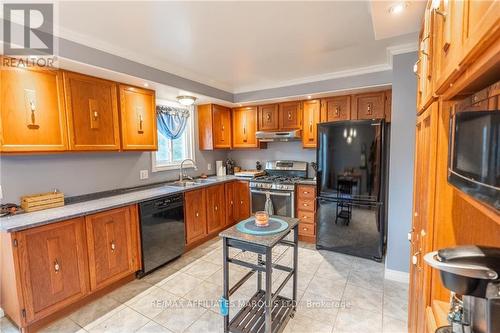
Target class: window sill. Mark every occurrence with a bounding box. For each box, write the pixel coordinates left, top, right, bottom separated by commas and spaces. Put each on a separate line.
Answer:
152, 162, 195, 173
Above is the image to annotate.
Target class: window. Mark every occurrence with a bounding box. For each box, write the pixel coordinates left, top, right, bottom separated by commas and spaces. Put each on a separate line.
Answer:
152, 105, 195, 172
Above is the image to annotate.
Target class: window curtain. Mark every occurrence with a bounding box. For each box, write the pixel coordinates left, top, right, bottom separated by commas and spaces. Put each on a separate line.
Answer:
156, 105, 191, 140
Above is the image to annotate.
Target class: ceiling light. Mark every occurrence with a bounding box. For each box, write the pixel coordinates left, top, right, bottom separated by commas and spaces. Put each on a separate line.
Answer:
143, 83, 149, 87
177, 95, 197, 106
238, 104, 242, 107
307, 95, 312, 99
389, 2, 408, 14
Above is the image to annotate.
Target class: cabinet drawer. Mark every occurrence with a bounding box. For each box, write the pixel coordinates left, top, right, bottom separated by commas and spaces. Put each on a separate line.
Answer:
297, 199, 315, 212
297, 210, 315, 225
298, 223, 315, 236
297, 185, 316, 200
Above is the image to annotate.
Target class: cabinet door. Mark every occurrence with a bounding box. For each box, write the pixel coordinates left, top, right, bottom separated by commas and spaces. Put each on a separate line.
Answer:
258, 104, 279, 131
234, 181, 250, 222
85, 206, 138, 291
212, 105, 232, 149
462, 0, 499, 61
119, 85, 157, 151
16, 218, 88, 323
225, 182, 236, 226
433, 0, 465, 92
63, 72, 120, 151
233, 106, 258, 148
206, 184, 226, 233
416, 6, 435, 112
279, 101, 302, 130
353, 92, 385, 120
408, 103, 438, 333
185, 189, 207, 244
320, 96, 351, 123
302, 100, 320, 148
0, 67, 68, 152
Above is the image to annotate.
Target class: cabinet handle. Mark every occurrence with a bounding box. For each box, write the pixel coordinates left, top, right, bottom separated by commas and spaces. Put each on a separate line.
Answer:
196, 212, 199, 217
138, 114, 144, 133
266, 113, 271, 121
309, 121, 313, 133
288, 112, 292, 120
240, 200, 243, 205
110, 241, 116, 252
433, 7, 446, 19
215, 205, 218, 211
54, 259, 61, 273
366, 103, 373, 115
303, 203, 308, 207
303, 227, 308, 231
230, 200, 234, 205
303, 191, 309, 194
334, 105, 340, 116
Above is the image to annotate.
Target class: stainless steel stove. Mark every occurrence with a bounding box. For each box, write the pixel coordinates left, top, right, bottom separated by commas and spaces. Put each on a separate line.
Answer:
250, 161, 308, 217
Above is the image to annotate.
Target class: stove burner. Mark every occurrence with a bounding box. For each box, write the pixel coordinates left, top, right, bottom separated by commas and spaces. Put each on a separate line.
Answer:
253, 175, 305, 184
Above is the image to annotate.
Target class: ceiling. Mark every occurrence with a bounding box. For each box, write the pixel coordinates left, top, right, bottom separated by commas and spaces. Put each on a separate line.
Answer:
56, 1, 422, 95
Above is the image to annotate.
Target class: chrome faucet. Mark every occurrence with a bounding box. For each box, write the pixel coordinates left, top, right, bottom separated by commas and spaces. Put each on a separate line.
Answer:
179, 159, 198, 182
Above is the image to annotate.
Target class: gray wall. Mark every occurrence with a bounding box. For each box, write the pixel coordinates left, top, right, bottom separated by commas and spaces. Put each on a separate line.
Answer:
385, 52, 417, 273
0, 114, 226, 203
227, 142, 317, 177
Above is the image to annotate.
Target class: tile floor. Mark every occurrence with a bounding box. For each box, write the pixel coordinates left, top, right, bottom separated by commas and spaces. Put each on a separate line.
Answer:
0, 238, 408, 333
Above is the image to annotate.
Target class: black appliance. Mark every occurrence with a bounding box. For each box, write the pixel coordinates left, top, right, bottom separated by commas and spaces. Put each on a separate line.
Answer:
448, 110, 499, 210
138, 193, 185, 276
316, 119, 387, 261
424, 246, 500, 333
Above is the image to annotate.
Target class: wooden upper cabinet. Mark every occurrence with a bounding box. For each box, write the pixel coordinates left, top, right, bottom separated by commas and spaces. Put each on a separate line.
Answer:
85, 206, 139, 291
118, 85, 157, 151
15, 218, 89, 323
462, 0, 500, 61
206, 184, 226, 234
353, 92, 386, 120
320, 96, 351, 122
302, 100, 320, 148
279, 101, 302, 130
232, 106, 258, 148
63, 72, 120, 151
258, 104, 279, 131
0, 67, 68, 152
184, 189, 207, 244
198, 104, 231, 150
432, 0, 465, 93
416, 4, 435, 112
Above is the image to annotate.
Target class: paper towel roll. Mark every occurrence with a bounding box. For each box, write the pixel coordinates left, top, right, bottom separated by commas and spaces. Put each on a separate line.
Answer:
216, 161, 225, 176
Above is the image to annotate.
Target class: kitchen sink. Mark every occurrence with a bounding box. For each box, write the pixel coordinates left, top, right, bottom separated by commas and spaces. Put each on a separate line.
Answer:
167, 178, 214, 187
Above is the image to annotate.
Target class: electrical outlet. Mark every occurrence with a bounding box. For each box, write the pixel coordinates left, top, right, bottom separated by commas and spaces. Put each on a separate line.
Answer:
207, 163, 212, 171
140, 170, 149, 180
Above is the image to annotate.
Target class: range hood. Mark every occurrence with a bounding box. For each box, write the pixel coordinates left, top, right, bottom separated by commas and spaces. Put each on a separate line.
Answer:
255, 130, 301, 142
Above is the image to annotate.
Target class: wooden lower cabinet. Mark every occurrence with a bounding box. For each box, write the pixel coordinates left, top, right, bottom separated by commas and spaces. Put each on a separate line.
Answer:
15, 218, 89, 323
224, 180, 251, 226
206, 184, 226, 234
296, 185, 317, 242
408, 102, 439, 333
0, 205, 141, 330
85, 206, 140, 291
184, 188, 208, 244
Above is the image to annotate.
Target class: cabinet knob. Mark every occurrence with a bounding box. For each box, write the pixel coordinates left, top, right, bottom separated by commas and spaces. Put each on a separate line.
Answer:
196, 212, 199, 217
230, 200, 234, 205
215, 206, 218, 211
367, 103, 373, 115
303, 203, 308, 207
303, 227, 308, 231
335, 105, 340, 116
288, 112, 292, 120
240, 200, 243, 205
266, 113, 271, 121
111, 241, 116, 252
303, 191, 309, 194
54, 259, 60, 273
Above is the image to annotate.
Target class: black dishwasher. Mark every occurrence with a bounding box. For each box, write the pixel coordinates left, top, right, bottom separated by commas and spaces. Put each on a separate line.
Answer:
138, 193, 185, 276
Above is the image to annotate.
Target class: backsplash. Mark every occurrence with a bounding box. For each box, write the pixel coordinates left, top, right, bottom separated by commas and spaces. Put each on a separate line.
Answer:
0, 149, 226, 204
228, 141, 317, 177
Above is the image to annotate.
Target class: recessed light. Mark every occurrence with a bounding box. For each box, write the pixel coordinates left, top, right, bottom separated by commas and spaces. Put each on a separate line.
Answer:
307, 96, 312, 99
143, 83, 149, 87
389, 2, 408, 15
238, 104, 242, 107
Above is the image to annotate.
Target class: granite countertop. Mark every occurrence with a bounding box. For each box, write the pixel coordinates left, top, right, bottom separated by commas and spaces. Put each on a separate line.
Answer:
219, 216, 299, 248
0, 175, 240, 233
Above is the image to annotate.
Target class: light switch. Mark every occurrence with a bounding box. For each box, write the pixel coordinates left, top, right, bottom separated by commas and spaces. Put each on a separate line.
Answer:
140, 170, 149, 180
207, 163, 212, 171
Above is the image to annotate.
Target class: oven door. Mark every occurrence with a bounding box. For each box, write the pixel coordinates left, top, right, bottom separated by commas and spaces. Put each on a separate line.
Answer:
250, 189, 295, 218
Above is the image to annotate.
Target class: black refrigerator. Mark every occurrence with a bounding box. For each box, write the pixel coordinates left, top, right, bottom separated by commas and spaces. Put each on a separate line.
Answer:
316, 119, 388, 261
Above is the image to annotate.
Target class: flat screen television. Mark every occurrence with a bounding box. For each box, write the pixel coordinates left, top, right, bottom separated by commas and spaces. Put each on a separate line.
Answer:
448, 110, 499, 210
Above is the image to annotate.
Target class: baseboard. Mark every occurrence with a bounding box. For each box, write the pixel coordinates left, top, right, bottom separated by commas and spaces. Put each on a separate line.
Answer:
385, 268, 409, 283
